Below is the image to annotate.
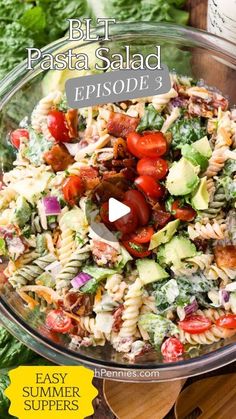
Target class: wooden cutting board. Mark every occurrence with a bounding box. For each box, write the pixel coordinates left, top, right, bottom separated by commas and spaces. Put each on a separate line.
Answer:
104, 379, 185, 419
175, 374, 236, 419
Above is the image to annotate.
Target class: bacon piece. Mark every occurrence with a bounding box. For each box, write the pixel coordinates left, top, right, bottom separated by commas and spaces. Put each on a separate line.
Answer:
107, 112, 140, 138
214, 245, 236, 269
112, 304, 124, 332
93, 173, 129, 203
113, 137, 128, 159
44, 144, 74, 172
65, 109, 78, 138
64, 291, 93, 316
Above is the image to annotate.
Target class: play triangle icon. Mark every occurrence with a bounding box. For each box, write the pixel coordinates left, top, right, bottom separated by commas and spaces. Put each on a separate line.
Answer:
108, 198, 131, 223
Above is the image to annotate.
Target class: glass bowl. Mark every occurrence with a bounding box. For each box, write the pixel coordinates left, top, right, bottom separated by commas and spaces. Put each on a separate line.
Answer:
0, 22, 236, 382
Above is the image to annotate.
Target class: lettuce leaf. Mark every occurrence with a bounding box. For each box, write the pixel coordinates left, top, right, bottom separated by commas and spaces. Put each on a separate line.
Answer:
169, 117, 206, 149
137, 105, 164, 132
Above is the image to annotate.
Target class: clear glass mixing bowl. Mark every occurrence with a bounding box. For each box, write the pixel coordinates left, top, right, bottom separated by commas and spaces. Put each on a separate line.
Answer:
0, 23, 236, 382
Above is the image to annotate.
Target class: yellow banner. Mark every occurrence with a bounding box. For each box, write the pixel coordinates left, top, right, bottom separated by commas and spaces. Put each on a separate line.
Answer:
5, 366, 98, 419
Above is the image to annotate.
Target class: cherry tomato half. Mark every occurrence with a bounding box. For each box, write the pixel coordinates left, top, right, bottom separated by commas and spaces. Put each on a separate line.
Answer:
127, 132, 144, 158
100, 202, 115, 230
215, 314, 236, 329
172, 200, 197, 222
161, 337, 184, 360
122, 240, 151, 258
47, 110, 71, 142
135, 175, 165, 200
128, 226, 154, 244
136, 131, 167, 158
10, 129, 29, 149
114, 200, 138, 234
124, 190, 150, 226
45, 310, 72, 334
62, 175, 85, 206
137, 157, 168, 180
179, 315, 212, 334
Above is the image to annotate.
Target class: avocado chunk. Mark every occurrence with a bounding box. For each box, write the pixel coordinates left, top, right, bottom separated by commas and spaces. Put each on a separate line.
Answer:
60, 208, 88, 232
149, 220, 180, 250
191, 177, 210, 210
157, 235, 197, 269
181, 144, 209, 171
12, 196, 31, 227
136, 259, 169, 284
192, 136, 212, 158
166, 158, 199, 196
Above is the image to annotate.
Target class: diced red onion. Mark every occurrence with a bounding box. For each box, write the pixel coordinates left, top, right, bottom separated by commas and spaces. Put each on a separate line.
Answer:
42, 196, 61, 215
71, 272, 92, 288
184, 299, 198, 316
219, 289, 230, 305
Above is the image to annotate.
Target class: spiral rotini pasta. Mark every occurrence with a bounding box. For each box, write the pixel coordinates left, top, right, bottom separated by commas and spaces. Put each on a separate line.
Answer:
78, 316, 105, 344
56, 244, 91, 293
188, 220, 227, 240
105, 273, 127, 302
9, 253, 56, 289
119, 278, 143, 341
31, 91, 62, 133
171, 254, 214, 277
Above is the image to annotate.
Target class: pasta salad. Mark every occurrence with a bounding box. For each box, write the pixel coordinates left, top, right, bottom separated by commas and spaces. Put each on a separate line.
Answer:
0, 74, 236, 362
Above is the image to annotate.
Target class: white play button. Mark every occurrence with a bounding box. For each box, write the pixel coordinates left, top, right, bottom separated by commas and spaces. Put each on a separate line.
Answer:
108, 198, 131, 223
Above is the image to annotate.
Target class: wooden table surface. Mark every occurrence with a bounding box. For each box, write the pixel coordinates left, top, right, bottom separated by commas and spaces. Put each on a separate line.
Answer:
90, 1, 236, 417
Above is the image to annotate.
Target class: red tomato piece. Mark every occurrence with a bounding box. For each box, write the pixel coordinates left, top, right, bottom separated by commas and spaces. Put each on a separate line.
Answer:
215, 314, 236, 329
114, 200, 138, 234
100, 202, 115, 230
128, 226, 154, 244
122, 240, 151, 258
161, 337, 184, 360
47, 110, 71, 142
62, 175, 85, 206
124, 190, 150, 226
172, 200, 197, 222
137, 157, 169, 180
10, 129, 29, 149
179, 315, 212, 334
45, 310, 72, 334
127, 132, 144, 158
136, 131, 167, 158
135, 175, 165, 200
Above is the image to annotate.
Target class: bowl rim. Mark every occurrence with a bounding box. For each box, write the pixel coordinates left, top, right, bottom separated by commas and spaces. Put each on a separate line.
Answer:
0, 21, 236, 379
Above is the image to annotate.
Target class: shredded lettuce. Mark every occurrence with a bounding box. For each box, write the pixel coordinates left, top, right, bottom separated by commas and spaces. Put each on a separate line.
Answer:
137, 105, 164, 132
24, 129, 52, 166
169, 117, 206, 149
138, 313, 178, 349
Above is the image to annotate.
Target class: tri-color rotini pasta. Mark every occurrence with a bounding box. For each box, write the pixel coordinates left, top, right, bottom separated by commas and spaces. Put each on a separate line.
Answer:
0, 73, 236, 361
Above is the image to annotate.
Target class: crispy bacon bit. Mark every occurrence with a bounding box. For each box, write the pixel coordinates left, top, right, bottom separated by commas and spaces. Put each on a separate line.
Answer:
107, 112, 140, 138
44, 144, 74, 172
79, 166, 100, 190
112, 304, 124, 332
65, 109, 78, 138
113, 137, 128, 159
214, 245, 236, 269
93, 173, 129, 203
91, 240, 119, 266
188, 89, 228, 118
152, 210, 172, 229
64, 291, 93, 316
